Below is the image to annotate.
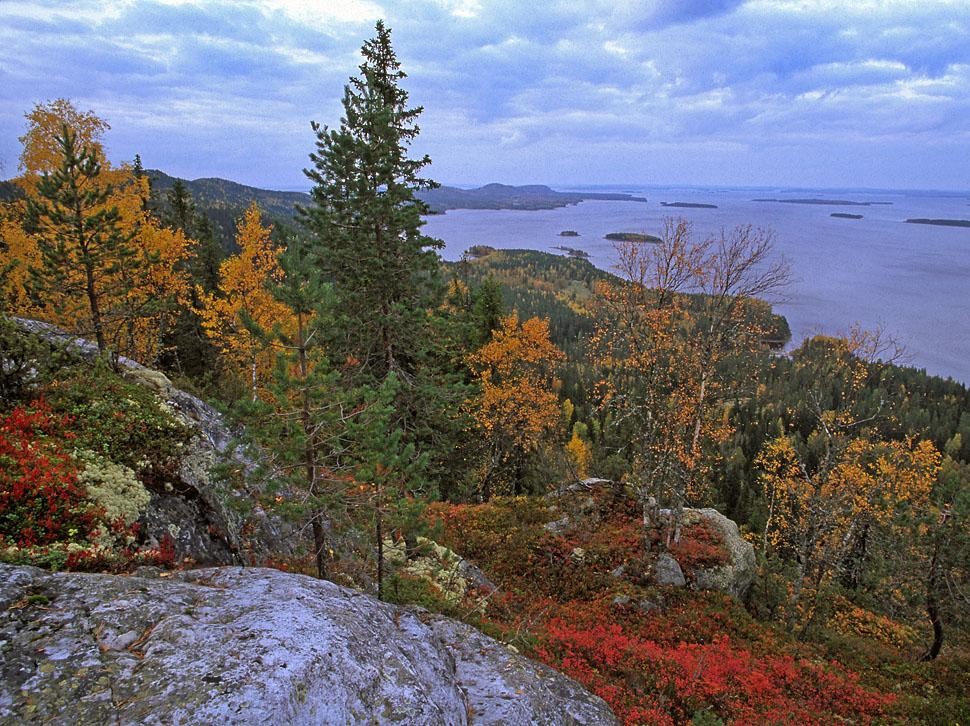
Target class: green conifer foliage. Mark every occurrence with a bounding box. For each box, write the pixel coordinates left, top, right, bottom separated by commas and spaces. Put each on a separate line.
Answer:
300, 22, 476, 494
25, 125, 143, 353
301, 20, 442, 382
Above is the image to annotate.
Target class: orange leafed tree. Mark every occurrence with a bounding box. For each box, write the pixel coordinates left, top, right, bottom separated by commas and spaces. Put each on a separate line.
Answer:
198, 203, 291, 399
0, 100, 191, 363
465, 313, 565, 499
756, 331, 941, 634
592, 218, 788, 546
759, 433, 940, 634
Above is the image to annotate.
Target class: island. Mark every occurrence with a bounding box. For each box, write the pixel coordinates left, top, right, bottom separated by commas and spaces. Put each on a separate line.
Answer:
660, 201, 718, 209
552, 246, 589, 258
605, 232, 662, 243
415, 183, 648, 213
465, 244, 498, 258
558, 230, 580, 237
752, 198, 890, 207
904, 218, 970, 228
831, 213, 863, 219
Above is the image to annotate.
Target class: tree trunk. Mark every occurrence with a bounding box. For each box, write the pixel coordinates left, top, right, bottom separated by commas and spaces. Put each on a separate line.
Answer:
84, 262, 106, 352
251, 356, 258, 402
297, 312, 328, 580
920, 538, 944, 661
376, 487, 385, 602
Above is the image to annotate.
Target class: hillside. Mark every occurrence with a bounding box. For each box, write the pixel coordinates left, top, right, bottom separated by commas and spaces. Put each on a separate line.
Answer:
418, 183, 647, 213
141, 172, 649, 249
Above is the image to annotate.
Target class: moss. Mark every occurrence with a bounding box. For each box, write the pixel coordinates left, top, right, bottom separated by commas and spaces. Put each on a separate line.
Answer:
43, 363, 191, 483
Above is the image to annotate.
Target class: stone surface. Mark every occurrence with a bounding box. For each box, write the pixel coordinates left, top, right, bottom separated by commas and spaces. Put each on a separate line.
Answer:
686, 508, 757, 599
0, 564, 616, 725
653, 553, 686, 588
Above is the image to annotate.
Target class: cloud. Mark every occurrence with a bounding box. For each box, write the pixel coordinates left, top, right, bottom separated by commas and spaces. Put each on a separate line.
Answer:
0, 0, 968, 188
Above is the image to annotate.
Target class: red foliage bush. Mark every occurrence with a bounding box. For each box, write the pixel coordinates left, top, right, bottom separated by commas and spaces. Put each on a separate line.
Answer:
0, 401, 101, 546
667, 520, 729, 572
427, 497, 896, 725
535, 608, 894, 725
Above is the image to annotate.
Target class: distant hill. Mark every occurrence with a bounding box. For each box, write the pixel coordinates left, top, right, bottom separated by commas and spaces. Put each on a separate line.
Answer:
146, 170, 309, 220
4, 171, 648, 249
145, 173, 647, 220
417, 183, 647, 213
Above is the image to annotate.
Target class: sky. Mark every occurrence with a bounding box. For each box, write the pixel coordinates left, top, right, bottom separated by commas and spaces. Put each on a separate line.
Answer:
0, 0, 968, 191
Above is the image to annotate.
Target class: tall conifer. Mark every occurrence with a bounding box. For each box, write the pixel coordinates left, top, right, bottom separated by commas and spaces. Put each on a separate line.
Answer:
300, 20, 442, 384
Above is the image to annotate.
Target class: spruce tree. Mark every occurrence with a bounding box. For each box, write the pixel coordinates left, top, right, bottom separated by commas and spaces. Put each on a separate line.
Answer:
300, 22, 477, 494
300, 20, 442, 384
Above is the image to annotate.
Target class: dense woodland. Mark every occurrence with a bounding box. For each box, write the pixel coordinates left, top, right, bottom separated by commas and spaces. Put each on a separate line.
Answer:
1, 22, 968, 725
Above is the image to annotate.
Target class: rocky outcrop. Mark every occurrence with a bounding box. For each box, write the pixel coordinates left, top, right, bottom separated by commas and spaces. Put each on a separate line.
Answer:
686, 508, 757, 599
11, 318, 297, 566
653, 552, 686, 588
0, 564, 616, 725
545, 477, 756, 599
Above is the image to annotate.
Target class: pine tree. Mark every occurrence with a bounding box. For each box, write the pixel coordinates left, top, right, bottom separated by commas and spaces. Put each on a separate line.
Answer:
166, 179, 194, 234
472, 277, 504, 345
234, 234, 424, 596
300, 20, 442, 385
156, 178, 223, 380
24, 125, 143, 353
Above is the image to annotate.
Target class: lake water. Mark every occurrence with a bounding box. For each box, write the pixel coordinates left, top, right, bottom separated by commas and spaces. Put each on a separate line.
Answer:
423, 186, 970, 384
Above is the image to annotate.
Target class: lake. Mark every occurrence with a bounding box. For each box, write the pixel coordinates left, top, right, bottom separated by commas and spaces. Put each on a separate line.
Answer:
423, 186, 970, 384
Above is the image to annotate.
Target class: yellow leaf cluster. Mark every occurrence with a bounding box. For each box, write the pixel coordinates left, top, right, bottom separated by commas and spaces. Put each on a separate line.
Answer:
565, 429, 592, 479
759, 434, 940, 573
465, 314, 564, 494
197, 203, 292, 396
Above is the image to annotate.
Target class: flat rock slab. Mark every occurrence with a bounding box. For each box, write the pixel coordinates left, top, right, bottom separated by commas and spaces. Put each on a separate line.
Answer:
0, 565, 616, 725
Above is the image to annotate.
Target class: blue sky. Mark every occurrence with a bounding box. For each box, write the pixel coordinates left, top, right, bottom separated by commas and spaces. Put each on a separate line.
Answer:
1, 0, 967, 190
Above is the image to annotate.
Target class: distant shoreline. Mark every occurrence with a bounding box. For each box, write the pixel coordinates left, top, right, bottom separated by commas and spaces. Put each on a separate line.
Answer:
753, 198, 892, 207
905, 218, 970, 228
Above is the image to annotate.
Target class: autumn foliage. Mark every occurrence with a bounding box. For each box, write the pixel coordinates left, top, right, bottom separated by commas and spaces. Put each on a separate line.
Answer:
465, 314, 564, 497
0, 100, 192, 364
0, 401, 98, 547
198, 203, 291, 398
426, 494, 896, 725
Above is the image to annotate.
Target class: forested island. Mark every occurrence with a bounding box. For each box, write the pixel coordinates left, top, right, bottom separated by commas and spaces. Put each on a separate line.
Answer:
417, 183, 648, 213
0, 21, 968, 726
551, 245, 589, 258
831, 212, 864, 219
660, 201, 718, 208
905, 218, 970, 228
604, 231, 662, 243
753, 197, 885, 206
559, 230, 580, 236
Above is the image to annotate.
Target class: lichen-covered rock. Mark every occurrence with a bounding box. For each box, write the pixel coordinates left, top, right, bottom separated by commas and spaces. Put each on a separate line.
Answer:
685, 508, 757, 599
0, 564, 616, 725
384, 537, 497, 605
653, 552, 686, 587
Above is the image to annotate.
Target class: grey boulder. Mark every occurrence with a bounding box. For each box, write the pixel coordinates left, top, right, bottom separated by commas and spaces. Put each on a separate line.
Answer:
0, 564, 616, 725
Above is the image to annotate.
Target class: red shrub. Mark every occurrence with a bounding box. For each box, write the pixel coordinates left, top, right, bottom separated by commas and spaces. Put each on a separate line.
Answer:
0, 401, 101, 546
428, 499, 897, 725
535, 612, 895, 725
